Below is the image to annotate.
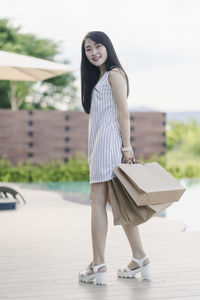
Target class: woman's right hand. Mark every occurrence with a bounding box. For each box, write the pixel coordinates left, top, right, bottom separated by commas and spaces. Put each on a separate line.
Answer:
122, 150, 137, 164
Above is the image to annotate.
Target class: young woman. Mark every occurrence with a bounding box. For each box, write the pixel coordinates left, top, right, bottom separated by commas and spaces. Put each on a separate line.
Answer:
79, 31, 151, 285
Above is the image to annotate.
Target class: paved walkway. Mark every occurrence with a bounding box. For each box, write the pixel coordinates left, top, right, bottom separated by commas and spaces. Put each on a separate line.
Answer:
0, 182, 200, 300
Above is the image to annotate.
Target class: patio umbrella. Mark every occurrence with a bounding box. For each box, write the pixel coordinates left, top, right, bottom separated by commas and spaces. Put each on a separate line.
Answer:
0, 50, 74, 81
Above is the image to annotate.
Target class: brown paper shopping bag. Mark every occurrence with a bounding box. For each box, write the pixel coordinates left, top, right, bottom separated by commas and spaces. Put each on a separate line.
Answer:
108, 162, 186, 226
108, 176, 171, 226
108, 178, 130, 225
115, 162, 186, 206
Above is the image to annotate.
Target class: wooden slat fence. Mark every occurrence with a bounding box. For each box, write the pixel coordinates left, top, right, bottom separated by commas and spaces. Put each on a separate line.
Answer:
0, 110, 166, 164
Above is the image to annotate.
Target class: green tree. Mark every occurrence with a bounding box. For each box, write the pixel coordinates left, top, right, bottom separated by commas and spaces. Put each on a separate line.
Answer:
0, 18, 78, 110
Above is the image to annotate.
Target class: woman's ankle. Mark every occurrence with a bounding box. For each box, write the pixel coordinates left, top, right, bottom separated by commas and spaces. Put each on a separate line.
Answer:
131, 253, 150, 265
92, 258, 106, 265
92, 260, 107, 271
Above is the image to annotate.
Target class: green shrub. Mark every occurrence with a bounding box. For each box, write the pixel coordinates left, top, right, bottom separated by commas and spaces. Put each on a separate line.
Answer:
0, 152, 89, 182
138, 153, 167, 168
140, 152, 200, 178
166, 158, 200, 178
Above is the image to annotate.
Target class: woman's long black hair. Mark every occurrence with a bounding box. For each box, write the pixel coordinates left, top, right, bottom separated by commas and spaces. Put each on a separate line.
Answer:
81, 31, 129, 114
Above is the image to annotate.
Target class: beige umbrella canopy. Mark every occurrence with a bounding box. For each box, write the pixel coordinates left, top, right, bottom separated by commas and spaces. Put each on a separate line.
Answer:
0, 50, 73, 81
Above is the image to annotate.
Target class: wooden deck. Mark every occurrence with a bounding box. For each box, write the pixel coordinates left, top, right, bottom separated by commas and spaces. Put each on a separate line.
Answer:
0, 182, 200, 300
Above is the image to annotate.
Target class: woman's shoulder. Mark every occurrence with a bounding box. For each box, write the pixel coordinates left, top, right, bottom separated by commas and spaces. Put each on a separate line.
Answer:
109, 66, 125, 74
108, 66, 126, 83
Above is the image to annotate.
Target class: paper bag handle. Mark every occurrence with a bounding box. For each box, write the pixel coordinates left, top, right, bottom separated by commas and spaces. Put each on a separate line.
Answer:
129, 159, 145, 165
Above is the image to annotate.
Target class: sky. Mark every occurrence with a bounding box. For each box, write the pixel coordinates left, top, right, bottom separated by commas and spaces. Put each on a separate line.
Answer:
0, 0, 200, 112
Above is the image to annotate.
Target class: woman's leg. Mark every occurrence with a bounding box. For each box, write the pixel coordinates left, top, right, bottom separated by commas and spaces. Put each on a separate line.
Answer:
107, 189, 150, 269
83, 181, 109, 275
90, 181, 108, 265
121, 224, 150, 268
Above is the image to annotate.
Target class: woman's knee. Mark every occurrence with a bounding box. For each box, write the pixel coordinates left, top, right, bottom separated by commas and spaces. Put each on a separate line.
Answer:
90, 182, 108, 207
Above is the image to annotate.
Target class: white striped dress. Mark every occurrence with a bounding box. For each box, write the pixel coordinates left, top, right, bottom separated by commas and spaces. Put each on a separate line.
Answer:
88, 69, 123, 183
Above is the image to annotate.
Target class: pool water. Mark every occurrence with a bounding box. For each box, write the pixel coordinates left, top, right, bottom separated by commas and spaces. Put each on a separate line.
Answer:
21, 181, 90, 194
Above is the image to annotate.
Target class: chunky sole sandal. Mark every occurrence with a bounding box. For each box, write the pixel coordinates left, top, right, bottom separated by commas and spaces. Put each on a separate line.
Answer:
79, 262, 107, 285
117, 255, 152, 279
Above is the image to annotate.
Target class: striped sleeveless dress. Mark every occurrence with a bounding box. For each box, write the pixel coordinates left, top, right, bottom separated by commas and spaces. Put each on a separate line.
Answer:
88, 68, 123, 183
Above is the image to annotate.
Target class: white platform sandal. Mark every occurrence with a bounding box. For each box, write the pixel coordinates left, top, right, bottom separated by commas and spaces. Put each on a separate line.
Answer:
117, 255, 151, 279
79, 262, 107, 285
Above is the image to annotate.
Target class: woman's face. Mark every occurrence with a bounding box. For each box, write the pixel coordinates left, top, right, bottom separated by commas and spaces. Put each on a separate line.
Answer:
84, 38, 108, 67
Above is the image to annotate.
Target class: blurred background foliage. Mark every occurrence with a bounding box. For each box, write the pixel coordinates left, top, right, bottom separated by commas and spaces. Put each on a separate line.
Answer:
0, 152, 89, 182
0, 119, 199, 182
143, 118, 200, 178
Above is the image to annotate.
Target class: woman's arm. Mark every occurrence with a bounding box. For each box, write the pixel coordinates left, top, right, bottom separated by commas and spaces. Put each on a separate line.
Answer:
108, 68, 136, 163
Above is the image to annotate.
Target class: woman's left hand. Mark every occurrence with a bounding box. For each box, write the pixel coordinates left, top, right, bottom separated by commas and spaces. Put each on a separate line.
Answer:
122, 150, 137, 164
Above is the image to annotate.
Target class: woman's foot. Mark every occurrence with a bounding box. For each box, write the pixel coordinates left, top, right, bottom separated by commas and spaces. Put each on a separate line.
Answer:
117, 255, 151, 279
82, 262, 107, 275
79, 262, 107, 284
127, 256, 150, 271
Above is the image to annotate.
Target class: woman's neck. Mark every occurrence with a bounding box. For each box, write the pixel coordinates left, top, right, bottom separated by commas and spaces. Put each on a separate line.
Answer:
99, 65, 107, 77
